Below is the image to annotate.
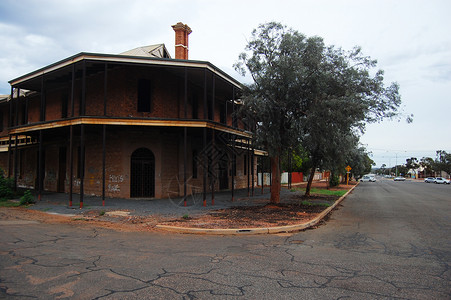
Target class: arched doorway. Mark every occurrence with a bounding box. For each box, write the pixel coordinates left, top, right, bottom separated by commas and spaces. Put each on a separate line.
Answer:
130, 148, 155, 198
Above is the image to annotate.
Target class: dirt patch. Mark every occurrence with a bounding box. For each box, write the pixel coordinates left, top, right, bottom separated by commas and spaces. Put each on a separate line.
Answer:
160, 194, 338, 229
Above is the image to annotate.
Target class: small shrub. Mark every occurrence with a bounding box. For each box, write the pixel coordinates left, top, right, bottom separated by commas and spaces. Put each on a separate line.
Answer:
329, 174, 340, 187
182, 214, 190, 220
0, 169, 14, 200
19, 190, 35, 206
99, 211, 106, 216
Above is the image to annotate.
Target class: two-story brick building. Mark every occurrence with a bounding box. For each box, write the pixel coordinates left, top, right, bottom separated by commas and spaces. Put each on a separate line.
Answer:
0, 23, 257, 207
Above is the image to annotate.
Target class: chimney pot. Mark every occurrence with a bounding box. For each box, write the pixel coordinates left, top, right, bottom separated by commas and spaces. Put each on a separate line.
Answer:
172, 22, 192, 60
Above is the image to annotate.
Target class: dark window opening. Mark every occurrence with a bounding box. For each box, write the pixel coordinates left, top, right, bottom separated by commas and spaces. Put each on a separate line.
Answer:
137, 79, 152, 112
61, 93, 68, 118
220, 103, 226, 124
192, 150, 198, 179
21, 101, 27, 125
0, 113, 3, 132
207, 97, 213, 120
191, 94, 198, 119
244, 155, 247, 175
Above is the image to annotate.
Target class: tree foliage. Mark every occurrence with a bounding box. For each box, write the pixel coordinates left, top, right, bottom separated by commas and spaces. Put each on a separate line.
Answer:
236, 22, 407, 202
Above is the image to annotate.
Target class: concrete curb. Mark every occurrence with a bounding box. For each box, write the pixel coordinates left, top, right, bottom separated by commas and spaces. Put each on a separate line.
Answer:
156, 183, 358, 235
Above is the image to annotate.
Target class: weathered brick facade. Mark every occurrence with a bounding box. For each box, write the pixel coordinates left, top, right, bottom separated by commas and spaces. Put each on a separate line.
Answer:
0, 33, 258, 202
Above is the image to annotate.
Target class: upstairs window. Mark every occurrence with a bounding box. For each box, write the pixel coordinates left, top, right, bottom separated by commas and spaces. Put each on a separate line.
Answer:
61, 93, 68, 118
220, 103, 226, 124
191, 94, 198, 119
137, 79, 152, 112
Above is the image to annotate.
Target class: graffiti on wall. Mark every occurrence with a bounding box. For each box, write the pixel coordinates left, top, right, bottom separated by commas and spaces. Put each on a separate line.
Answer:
108, 174, 124, 193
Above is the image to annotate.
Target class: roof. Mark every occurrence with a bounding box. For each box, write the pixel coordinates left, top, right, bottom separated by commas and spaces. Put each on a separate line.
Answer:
119, 44, 171, 59
9, 52, 243, 91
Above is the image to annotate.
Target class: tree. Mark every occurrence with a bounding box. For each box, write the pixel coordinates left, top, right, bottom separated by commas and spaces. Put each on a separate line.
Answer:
434, 150, 451, 175
236, 22, 408, 202
420, 157, 435, 176
347, 146, 375, 179
405, 157, 419, 170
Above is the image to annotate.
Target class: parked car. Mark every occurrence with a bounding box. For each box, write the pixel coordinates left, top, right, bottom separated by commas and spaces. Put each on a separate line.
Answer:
360, 175, 376, 182
424, 177, 436, 183
394, 176, 406, 181
434, 177, 450, 184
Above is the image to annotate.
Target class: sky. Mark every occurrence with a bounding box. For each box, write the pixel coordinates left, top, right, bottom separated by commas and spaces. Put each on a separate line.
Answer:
0, 0, 450, 168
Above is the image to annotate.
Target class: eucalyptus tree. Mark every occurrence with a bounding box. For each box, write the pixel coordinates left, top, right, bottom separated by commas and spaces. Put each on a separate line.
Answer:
236, 22, 409, 202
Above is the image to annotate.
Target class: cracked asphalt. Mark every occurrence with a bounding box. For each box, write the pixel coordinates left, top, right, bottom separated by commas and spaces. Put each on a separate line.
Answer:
1, 179, 450, 299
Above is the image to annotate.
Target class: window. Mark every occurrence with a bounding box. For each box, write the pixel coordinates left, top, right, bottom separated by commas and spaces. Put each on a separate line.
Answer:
220, 103, 226, 124
137, 79, 152, 112
191, 94, 198, 119
244, 155, 247, 175
61, 93, 68, 118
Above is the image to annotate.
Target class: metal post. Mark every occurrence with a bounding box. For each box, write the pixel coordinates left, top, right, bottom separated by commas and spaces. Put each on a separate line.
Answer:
40, 76, 45, 121
13, 134, 18, 191
7, 135, 12, 178
211, 129, 215, 206
70, 64, 75, 117
104, 63, 108, 116
9, 86, 13, 128
211, 73, 215, 206
183, 67, 188, 206
81, 60, 86, 116
69, 126, 73, 207
231, 87, 235, 202
231, 135, 235, 202
38, 130, 43, 201
184, 127, 187, 207
203, 127, 207, 207
102, 124, 106, 206
211, 74, 215, 121
15, 88, 20, 126
79, 124, 85, 208
202, 69, 207, 207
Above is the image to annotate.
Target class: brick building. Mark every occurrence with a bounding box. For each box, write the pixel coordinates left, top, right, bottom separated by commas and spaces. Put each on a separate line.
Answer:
0, 23, 258, 207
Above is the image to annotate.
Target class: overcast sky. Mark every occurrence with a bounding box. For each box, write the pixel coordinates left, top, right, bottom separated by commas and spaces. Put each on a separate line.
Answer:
0, 0, 450, 168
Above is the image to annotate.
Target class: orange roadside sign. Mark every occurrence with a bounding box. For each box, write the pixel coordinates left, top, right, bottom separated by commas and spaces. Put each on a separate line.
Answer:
345, 165, 352, 172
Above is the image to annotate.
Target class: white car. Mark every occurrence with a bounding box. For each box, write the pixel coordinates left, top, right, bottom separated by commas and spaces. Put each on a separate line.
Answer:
424, 177, 435, 183
434, 177, 450, 184
394, 177, 406, 181
360, 175, 376, 182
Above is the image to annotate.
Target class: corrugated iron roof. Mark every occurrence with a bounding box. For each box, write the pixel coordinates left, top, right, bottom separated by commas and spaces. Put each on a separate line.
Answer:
119, 44, 171, 59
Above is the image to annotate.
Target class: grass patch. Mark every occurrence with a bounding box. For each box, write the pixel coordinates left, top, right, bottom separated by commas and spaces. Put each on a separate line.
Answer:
300, 200, 331, 207
0, 200, 21, 207
296, 188, 347, 197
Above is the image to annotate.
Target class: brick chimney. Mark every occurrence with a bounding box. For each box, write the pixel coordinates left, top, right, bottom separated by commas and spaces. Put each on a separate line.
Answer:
172, 22, 192, 60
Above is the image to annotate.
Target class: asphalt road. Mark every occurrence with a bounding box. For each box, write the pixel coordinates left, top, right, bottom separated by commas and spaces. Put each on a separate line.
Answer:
1, 179, 450, 299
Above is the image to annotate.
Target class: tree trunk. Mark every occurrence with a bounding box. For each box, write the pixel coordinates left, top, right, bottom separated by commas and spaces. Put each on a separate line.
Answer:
305, 165, 316, 197
270, 155, 281, 203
